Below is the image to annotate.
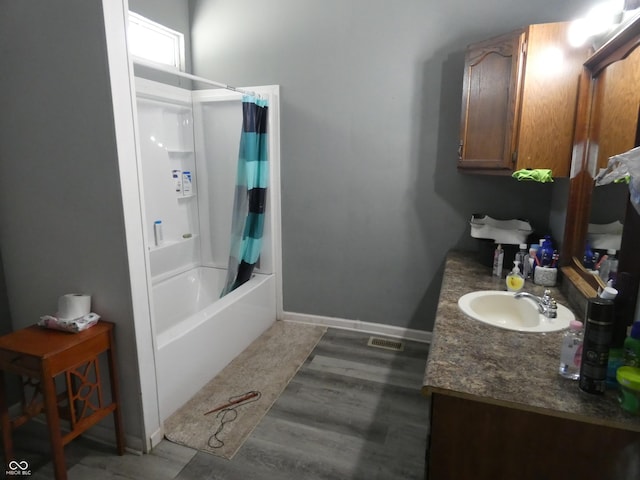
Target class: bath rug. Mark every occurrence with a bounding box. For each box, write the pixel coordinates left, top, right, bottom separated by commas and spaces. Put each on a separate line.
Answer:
163, 320, 327, 460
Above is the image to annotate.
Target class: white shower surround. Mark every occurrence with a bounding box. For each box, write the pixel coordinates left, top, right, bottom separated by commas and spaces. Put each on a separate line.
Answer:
134, 78, 282, 424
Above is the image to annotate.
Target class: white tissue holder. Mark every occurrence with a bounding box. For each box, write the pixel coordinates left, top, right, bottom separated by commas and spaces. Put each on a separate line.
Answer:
587, 220, 623, 250
470, 214, 533, 245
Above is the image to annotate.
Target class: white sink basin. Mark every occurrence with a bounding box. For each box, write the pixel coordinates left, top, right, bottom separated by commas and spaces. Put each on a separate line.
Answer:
457, 290, 574, 333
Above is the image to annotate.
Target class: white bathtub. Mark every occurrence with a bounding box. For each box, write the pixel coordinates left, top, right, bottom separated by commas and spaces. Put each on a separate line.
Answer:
153, 266, 276, 421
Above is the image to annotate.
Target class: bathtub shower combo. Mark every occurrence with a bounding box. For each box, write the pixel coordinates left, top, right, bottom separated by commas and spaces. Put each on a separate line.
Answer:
135, 78, 280, 421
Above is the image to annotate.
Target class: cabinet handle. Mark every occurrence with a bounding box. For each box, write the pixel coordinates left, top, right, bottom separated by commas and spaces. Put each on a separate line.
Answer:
512, 150, 517, 164
458, 142, 463, 160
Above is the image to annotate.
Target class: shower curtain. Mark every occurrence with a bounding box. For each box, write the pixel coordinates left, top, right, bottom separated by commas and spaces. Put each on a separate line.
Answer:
221, 95, 269, 296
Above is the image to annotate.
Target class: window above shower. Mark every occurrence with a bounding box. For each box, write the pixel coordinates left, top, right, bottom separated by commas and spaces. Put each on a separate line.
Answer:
128, 11, 185, 71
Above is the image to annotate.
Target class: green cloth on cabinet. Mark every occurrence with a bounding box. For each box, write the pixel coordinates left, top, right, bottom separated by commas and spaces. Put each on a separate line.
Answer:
512, 169, 554, 183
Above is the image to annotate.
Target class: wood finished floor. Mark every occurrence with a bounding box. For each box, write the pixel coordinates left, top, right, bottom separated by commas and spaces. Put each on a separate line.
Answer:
8, 327, 431, 479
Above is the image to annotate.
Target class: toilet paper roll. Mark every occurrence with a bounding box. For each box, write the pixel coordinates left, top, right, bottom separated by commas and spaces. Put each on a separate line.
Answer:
56, 293, 91, 320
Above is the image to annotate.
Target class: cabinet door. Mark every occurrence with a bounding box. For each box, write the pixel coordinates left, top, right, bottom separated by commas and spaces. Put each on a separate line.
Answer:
427, 393, 640, 479
516, 22, 588, 176
458, 30, 525, 171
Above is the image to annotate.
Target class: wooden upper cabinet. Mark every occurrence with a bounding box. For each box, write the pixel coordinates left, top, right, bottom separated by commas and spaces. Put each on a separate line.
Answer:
458, 22, 590, 176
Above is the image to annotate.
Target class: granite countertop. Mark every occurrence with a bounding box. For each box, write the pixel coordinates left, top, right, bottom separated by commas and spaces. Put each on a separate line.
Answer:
423, 250, 640, 433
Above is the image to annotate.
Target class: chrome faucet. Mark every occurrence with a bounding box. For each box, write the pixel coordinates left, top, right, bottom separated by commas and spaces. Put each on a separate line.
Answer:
514, 289, 558, 318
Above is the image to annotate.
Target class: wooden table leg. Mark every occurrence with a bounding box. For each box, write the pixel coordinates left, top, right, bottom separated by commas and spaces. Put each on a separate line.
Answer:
41, 369, 66, 480
106, 332, 125, 455
0, 370, 14, 465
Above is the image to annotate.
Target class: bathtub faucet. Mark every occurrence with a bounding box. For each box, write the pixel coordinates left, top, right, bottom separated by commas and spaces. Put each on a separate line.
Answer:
514, 289, 557, 319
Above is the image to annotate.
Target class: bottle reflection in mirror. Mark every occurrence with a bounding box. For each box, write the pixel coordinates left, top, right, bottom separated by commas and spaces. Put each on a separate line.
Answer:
584, 242, 595, 270
596, 249, 619, 286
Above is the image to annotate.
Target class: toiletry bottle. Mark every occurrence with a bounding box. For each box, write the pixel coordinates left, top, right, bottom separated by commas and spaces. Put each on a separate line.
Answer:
605, 285, 625, 389
534, 238, 545, 270
579, 298, 615, 394
583, 242, 595, 270
537, 237, 554, 267
607, 250, 618, 287
623, 321, 640, 368
506, 261, 524, 292
524, 244, 537, 279
606, 345, 625, 389
172, 169, 183, 194
492, 243, 504, 278
182, 171, 193, 195
154, 220, 163, 247
559, 320, 583, 380
515, 244, 527, 275
598, 249, 615, 284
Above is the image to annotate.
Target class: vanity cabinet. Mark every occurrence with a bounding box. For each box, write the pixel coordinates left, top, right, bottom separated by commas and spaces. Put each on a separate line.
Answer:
458, 22, 589, 176
427, 393, 639, 479
424, 252, 640, 480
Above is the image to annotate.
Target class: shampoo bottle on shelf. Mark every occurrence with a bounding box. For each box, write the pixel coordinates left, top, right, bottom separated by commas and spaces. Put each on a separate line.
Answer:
182, 171, 193, 195
172, 169, 182, 195
153, 220, 163, 247
492, 243, 504, 278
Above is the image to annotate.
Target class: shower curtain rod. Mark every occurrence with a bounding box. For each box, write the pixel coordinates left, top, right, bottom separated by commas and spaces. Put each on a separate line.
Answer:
132, 57, 258, 97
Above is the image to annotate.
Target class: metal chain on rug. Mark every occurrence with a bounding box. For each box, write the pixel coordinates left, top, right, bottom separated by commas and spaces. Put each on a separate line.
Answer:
205, 390, 262, 449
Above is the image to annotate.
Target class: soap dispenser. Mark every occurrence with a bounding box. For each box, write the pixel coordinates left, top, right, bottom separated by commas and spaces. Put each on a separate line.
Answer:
506, 261, 525, 292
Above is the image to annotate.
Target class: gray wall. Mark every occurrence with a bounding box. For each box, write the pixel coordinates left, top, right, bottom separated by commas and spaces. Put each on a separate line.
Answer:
188, 0, 595, 331
0, 0, 144, 444
0, 251, 11, 336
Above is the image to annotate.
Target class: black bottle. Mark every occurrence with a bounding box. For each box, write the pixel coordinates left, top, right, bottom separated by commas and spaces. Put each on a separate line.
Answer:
579, 298, 615, 394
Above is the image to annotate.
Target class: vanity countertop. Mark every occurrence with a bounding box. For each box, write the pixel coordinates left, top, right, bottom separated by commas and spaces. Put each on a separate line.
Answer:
423, 250, 640, 433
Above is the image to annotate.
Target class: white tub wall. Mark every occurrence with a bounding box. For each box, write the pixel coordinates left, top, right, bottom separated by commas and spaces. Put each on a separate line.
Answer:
153, 267, 222, 336
136, 97, 198, 246
192, 93, 243, 270
135, 78, 201, 281
156, 273, 276, 420
149, 235, 201, 281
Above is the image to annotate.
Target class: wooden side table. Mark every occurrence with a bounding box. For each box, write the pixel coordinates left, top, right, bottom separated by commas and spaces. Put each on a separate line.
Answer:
0, 321, 125, 479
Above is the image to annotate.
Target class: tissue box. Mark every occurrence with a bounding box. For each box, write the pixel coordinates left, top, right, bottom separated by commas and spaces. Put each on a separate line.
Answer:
38, 313, 100, 333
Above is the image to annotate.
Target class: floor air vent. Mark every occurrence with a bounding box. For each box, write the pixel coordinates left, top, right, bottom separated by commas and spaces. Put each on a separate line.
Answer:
367, 336, 404, 352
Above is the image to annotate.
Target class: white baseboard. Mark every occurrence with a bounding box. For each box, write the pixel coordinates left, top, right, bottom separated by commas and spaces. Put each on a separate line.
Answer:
149, 426, 165, 450
282, 311, 432, 343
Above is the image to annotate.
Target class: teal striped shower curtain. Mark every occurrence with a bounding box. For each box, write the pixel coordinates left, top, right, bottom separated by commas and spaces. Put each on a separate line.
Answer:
221, 96, 269, 296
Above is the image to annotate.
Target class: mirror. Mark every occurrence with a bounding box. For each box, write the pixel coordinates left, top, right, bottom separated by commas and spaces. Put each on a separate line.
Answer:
588, 183, 627, 254
562, 11, 640, 323
584, 39, 640, 269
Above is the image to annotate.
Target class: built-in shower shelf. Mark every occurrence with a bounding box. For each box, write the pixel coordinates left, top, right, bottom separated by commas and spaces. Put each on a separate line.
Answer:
166, 148, 193, 155
148, 234, 199, 252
